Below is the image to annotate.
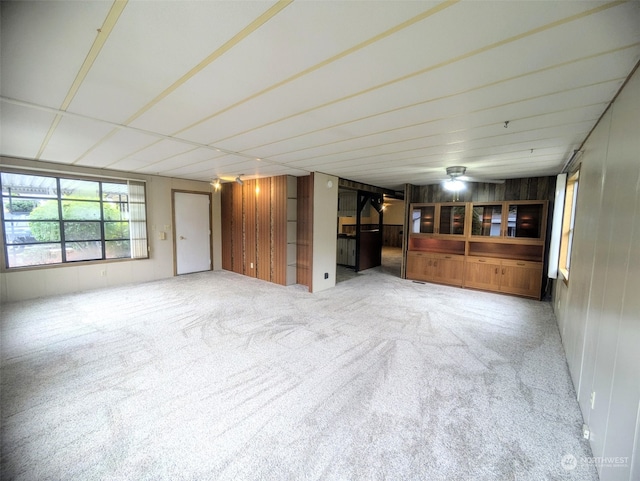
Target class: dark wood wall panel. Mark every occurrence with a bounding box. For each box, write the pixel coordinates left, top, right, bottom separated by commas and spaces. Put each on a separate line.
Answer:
411, 176, 555, 203
382, 225, 403, 247
256, 177, 272, 282
296, 175, 313, 291
244, 180, 257, 278
221, 184, 232, 271
271, 176, 288, 285
231, 182, 244, 274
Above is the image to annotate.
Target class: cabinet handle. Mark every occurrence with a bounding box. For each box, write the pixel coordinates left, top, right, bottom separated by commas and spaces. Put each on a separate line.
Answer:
479, 259, 486, 263
444, 256, 451, 259
517, 262, 525, 266
495, 268, 498, 274
502, 268, 505, 275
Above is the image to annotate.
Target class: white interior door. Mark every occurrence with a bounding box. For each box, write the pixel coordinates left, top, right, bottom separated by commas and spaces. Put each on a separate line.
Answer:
174, 192, 211, 275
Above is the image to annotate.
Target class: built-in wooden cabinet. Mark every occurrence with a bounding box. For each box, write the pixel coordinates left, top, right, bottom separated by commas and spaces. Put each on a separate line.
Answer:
470, 201, 545, 240
407, 251, 465, 287
499, 259, 543, 298
411, 202, 466, 236
407, 200, 548, 299
464, 257, 542, 298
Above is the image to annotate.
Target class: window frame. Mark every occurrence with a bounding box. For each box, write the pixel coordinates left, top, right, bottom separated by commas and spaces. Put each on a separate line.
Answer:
1, 169, 149, 270
559, 170, 579, 282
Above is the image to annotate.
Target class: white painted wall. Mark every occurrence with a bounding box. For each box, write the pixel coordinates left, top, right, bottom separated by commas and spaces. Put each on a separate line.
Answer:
312, 172, 338, 293
0, 157, 222, 303
553, 68, 640, 481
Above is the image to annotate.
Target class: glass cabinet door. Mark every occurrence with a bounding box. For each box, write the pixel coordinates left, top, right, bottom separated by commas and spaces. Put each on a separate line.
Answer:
471, 204, 503, 236
411, 205, 435, 234
439, 205, 466, 235
507, 203, 544, 238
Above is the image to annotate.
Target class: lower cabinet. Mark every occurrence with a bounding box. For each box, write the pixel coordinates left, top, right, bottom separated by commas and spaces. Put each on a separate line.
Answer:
463, 257, 501, 291
337, 237, 356, 267
407, 252, 465, 287
464, 257, 542, 299
407, 254, 543, 299
499, 259, 543, 298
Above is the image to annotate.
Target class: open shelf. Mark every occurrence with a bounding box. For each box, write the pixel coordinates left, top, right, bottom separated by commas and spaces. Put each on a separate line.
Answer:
409, 236, 465, 255
468, 241, 543, 262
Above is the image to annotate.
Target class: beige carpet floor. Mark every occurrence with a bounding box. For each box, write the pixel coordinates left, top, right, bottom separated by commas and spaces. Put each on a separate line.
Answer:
1, 252, 597, 480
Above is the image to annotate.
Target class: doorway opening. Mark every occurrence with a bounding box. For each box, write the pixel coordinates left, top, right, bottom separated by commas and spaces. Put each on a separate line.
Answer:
336, 190, 404, 283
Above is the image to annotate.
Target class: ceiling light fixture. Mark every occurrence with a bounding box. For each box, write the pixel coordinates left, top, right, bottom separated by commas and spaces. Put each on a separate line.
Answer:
443, 166, 467, 195
443, 179, 465, 192
445, 166, 467, 178
210, 178, 221, 191
235, 175, 244, 185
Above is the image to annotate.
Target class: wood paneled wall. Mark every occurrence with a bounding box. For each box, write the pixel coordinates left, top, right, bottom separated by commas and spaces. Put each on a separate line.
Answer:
411, 176, 555, 203
244, 179, 257, 278
256, 177, 272, 282
231, 182, 243, 274
221, 185, 233, 272
296, 175, 313, 290
221, 175, 292, 286
271, 176, 288, 285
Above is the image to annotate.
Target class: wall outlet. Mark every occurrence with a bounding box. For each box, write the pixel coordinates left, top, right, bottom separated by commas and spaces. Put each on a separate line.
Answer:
582, 424, 590, 440
100, 270, 106, 277
324, 272, 329, 279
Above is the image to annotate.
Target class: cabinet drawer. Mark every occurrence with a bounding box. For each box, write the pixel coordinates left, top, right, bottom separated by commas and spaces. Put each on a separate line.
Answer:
431, 253, 465, 261
500, 259, 542, 269
465, 256, 501, 265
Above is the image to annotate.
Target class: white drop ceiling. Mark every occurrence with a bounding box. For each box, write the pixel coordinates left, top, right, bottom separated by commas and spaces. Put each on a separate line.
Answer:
1, 0, 639, 190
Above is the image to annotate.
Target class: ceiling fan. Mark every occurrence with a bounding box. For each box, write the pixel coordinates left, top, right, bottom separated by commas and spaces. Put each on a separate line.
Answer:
442, 166, 504, 192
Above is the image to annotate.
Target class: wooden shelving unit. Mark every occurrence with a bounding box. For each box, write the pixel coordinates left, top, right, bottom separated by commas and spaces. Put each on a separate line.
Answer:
407, 200, 548, 299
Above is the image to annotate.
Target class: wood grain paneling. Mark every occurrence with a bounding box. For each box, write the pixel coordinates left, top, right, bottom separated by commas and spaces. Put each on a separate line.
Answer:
221, 184, 232, 271
359, 231, 382, 271
256, 177, 272, 282
244, 180, 257, 278
411, 176, 555, 203
382, 225, 403, 247
231, 182, 244, 274
296, 175, 313, 290
220, 175, 297, 286
271, 176, 288, 285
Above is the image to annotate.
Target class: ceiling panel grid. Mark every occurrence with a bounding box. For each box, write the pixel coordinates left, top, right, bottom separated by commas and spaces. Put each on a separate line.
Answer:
1, 0, 639, 189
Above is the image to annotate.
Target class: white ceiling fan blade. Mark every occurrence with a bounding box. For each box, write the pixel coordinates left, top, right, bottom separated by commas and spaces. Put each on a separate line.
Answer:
460, 176, 505, 184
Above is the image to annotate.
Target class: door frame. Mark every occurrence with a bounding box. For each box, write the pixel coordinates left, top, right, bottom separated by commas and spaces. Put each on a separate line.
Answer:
172, 189, 213, 276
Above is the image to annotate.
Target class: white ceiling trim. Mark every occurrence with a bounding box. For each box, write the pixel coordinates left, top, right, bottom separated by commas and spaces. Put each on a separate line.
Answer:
35, 0, 128, 160
205, 1, 626, 148
70, 0, 293, 165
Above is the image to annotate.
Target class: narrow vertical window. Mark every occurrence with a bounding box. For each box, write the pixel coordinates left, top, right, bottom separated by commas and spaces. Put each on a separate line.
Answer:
559, 171, 579, 280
